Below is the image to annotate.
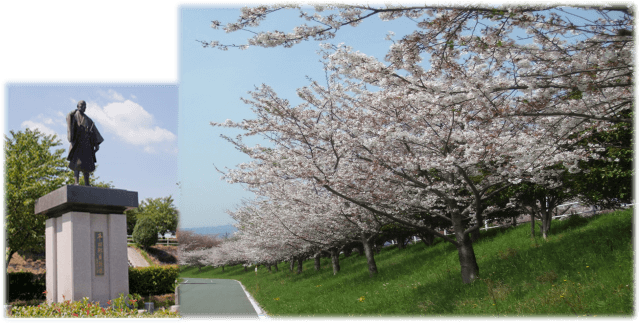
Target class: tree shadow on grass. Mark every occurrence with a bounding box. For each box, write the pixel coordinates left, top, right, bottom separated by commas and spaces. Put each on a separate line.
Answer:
409, 212, 632, 315
303, 211, 633, 315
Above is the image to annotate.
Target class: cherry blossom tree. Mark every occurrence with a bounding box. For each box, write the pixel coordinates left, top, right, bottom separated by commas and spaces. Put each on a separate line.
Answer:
221, 175, 386, 276
204, 4, 633, 284
213, 48, 607, 283
180, 247, 210, 272
205, 4, 632, 125
177, 229, 221, 251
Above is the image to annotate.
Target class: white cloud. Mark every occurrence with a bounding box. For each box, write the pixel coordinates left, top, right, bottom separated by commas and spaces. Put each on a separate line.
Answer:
21, 120, 59, 138
56, 111, 67, 125
143, 146, 156, 154
85, 100, 176, 153
98, 89, 126, 102
33, 113, 56, 125
20, 112, 67, 140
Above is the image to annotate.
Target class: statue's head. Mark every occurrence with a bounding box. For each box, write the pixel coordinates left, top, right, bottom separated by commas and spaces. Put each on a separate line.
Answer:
77, 100, 86, 113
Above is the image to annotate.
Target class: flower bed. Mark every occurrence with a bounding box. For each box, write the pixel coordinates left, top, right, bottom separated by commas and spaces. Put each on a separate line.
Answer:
8, 294, 179, 318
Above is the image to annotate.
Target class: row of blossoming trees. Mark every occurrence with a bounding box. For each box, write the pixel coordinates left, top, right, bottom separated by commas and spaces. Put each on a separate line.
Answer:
180, 5, 633, 284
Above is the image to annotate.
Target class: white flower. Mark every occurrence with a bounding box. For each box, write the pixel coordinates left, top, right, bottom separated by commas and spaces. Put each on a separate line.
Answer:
516, 60, 531, 68
385, 31, 396, 41
509, 178, 522, 184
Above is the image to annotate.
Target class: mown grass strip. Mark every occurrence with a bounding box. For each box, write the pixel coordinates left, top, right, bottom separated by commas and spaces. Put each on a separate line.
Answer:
180, 209, 633, 316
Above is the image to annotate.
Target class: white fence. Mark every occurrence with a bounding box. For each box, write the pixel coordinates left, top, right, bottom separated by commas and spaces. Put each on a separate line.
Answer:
127, 235, 178, 246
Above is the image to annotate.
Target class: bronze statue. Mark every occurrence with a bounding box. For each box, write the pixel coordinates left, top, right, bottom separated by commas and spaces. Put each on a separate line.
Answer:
66, 100, 103, 186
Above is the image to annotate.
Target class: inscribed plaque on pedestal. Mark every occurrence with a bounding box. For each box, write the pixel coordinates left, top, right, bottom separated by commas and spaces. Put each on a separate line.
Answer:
95, 232, 104, 276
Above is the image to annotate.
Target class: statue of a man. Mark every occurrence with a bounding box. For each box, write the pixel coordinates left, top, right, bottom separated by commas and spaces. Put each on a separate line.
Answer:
66, 100, 104, 186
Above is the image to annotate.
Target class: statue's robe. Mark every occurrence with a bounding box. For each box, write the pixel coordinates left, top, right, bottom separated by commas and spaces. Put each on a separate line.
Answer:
66, 110, 104, 172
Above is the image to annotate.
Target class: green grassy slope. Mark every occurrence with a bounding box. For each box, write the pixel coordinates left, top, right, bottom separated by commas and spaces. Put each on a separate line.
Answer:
180, 209, 633, 316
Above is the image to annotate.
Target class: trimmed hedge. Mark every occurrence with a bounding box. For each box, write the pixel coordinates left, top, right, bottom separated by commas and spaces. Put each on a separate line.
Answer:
7, 272, 46, 302
8, 266, 178, 302
129, 265, 179, 296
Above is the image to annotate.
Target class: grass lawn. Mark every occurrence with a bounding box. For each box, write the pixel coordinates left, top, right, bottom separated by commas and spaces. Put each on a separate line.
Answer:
180, 209, 634, 317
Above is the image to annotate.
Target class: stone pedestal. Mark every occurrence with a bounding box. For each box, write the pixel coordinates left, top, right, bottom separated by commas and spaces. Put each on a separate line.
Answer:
35, 185, 138, 305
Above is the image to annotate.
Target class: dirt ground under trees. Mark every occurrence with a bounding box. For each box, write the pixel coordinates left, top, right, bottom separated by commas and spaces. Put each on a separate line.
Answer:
7, 245, 178, 274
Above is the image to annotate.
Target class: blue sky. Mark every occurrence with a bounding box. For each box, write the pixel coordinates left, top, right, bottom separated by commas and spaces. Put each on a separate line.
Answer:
178, 6, 419, 228
5, 84, 179, 202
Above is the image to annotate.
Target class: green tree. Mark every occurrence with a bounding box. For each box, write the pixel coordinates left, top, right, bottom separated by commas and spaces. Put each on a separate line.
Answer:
125, 207, 141, 236
4, 129, 67, 268
132, 216, 158, 248
136, 196, 179, 238
570, 110, 633, 209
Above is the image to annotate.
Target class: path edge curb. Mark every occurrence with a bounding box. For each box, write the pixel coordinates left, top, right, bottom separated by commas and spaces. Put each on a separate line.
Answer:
233, 279, 270, 320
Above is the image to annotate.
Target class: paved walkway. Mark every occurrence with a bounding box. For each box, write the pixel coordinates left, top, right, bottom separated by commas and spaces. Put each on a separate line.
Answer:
127, 247, 150, 267
179, 278, 265, 319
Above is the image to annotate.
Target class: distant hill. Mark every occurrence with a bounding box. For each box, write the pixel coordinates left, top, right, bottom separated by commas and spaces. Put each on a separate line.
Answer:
180, 224, 238, 237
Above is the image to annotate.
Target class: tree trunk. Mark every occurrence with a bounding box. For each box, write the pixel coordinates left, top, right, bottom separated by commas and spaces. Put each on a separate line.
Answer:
289, 258, 295, 272
456, 235, 480, 284
540, 209, 552, 240
471, 208, 485, 243
361, 233, 378, 277
329, 248, 340, 275
267, 264, 272, 272
419, 231, 434, 247
512, 215, 518, 227
470, 227, 480, 243
540, 197, 557, 240
297, 257, 303, 274
244, 265, 247, 272
274, 262, 279, 272
355, 244, 364, 256
546, 216, 552, 235
314, 253, 321, 271
221, 265, 225, 273
396, 235, 406, 250
2, 266, 8, 304
453, 212, 479, 284
342, 246, 352, 258
530, 210, 536, 237
2, 264, 7, 304
2, 246, 15, 304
